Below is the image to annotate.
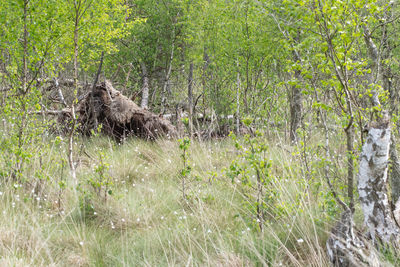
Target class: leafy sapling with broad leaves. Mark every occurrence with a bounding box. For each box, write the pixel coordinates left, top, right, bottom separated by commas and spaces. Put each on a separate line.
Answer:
179, 137, 191, 200
226, 119, 274, 232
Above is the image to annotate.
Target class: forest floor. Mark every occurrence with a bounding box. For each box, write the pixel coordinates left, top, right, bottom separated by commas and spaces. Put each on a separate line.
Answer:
0, 134, 395, 266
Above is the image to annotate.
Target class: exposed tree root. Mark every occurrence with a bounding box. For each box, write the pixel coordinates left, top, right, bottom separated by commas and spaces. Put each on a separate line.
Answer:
58, 80, 177, 141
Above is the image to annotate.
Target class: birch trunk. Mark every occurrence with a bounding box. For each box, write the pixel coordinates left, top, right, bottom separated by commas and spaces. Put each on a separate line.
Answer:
68, 0, 82, 185
362, 25, 381, 107
188, 62, 193, 136
363, 22, 400, 228
202, 49, 209, 117
140, 62, 149, 109
358, 124, 400, 245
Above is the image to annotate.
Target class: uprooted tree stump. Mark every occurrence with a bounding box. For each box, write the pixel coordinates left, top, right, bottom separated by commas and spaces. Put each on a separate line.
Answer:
58, 80, 177, 141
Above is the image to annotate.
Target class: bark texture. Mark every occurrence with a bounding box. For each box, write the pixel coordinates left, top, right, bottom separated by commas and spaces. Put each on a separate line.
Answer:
140, 62, 149, 109
358, 124, 400, 245
389, 138, 400, 225
326, 209, 379, 267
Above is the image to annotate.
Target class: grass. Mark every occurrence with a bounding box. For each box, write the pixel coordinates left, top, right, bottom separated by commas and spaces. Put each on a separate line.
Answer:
0, 133, 365, 266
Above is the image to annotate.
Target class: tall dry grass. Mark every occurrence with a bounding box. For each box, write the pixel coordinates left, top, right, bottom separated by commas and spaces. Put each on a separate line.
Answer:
0, 134, 392, 266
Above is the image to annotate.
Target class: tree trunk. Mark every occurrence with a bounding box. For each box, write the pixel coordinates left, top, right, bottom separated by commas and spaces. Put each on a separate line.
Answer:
358, 123, 400, 245
161, 28, 175, 114
236, 59, 240, 135
69, 0, 81, 185
362, 25, 381, 108
22, 0, 28, 95
389, 138, 400, 225
140, 61, 149, 109
345, 123, 355, 211
14, 0, 29, 179
188, 62, 194, 136
269, 15, 302, 144
202, 49, 209, 118
363, 21, 400, 226
289, 49, 302, 144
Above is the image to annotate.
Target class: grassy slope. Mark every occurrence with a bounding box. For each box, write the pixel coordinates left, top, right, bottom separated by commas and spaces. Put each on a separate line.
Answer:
0, 135, 390, 266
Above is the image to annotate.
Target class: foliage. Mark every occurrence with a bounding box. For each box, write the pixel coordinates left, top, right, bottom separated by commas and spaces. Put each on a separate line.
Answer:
88, 149, 113, 202
1, 0, 400, 265
226, 131, 276, 232
178, 137, 191, 199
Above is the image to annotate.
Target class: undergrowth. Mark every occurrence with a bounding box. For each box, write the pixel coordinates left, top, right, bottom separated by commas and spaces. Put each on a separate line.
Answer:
0, 133, 393, 266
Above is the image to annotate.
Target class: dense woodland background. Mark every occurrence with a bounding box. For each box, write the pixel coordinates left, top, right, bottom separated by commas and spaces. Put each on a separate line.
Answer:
1, 0, 400, 266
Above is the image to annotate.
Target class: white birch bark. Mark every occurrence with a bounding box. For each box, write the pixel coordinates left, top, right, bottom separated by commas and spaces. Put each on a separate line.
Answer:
358, 125, 400, 244
326, 209, 379, 267
140, 62, 149, 109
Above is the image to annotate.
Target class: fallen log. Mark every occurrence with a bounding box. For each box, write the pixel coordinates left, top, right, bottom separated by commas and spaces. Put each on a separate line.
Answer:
58, 80, 177, 141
